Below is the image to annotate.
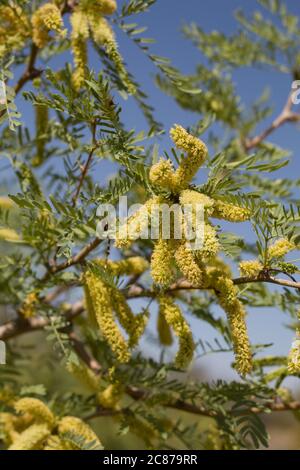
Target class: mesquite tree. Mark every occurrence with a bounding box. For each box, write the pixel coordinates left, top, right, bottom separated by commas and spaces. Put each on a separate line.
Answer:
1, 0, 300, 450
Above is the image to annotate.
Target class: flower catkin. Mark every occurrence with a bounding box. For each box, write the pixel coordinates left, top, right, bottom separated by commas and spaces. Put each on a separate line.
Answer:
0, 5, 30, 58
115, 197, 160, 249
158, 296, 195, 368
98, 383, 123, 409
66, 359, 100, 392
70, 9, 89, 90
207, 269, 252, 375
268, 238, 295, 260
151, 238, 176, 287
95, 0, 118, 15
170, 125, 207, 190
110, 287, 147, 348
239, 259, 263, 278
179, 189, 215, 216
288, 315, 300, 374
19, 292, 38, 318
14, 398, 55, 428
8, 424, 50, 450
97, 256, 149, 277
211, 199, 250, 222
58, 416, 102, 449
83, 268, 130, 363
149, 158, 176, 191
32, 3, 64, 48
174, 241, 203, 287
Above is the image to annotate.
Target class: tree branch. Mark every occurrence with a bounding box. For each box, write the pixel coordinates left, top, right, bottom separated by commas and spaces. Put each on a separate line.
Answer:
0, 301, 84, 341
14, 44, 41, 95
244, 91, 300, 150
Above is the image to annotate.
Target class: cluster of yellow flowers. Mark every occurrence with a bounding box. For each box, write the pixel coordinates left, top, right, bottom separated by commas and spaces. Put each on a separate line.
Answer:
116, 125, 250, 289
203, 261, 252, 375
1, 2, 133, 94
31, 2, 65, 48
158, 295, 195, 368
113, 125, 253, 373
19, 292, 39, 319
239, 238, 296, 278
83, 257, 149, 362
0, 4, 30, 58
70, 0, 135, 92
287, 334, 300, 374
287, 312, 300, 374
267, 238, 295, 260
239, 259, 263, 278
0, 397, 101, 450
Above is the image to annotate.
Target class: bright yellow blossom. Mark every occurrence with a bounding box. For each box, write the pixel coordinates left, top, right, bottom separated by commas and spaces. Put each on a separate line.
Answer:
239, 259, 263, 278
268, 238, 295, 260
158, 296, 195, 368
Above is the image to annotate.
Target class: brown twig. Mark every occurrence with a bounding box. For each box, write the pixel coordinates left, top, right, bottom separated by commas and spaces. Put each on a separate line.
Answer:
45, 237, 102, 281
0, 301, 84, 341
14, 44, 41, 95
244, 91, 300, 150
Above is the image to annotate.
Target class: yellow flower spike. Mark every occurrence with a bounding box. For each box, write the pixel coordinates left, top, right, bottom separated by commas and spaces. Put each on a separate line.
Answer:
157, 310, 173, 346
88, 13, 136, 95
158, 296, 195, 368
0, 5, 30, 57
196, 223, 220, 261
0, 197, 14, 210
149, 158, 176, 191
84, 269, 130, 363
14, 398, 55, 429
89, 15, 115, 44
268, 238, 296, 260
97, 256, 149, 276
66, 359, 100, 392
83, 280, 98, 327
151, 238, 176, 287
239, 259, 263, 278
0, 228, 20, 242
0, 413, 19, 446
115, 196, 161, 249
110, 288, 147, 348
95, 0, 118, 15
70, 9, 89, 90
44, 435, 70, 450
32, 3, 64, 48
174, 241, 203, 287
209, 272, 252, 375
179, 189, 215, 216
19, 292, 38, 319
287, 335, 300, 374
98, 383, 123, 409
170, 125, 207, 190
8, 423, 50, 450
58, 416, 102, 449
32, 104, 49, 167
211, 199, 251, 222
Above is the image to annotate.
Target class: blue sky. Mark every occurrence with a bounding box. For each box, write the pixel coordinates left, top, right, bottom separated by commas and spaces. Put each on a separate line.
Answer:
3, 0, 300, 382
